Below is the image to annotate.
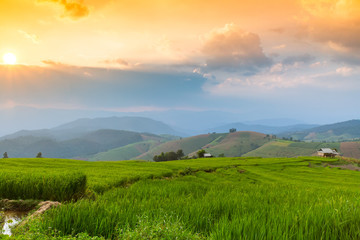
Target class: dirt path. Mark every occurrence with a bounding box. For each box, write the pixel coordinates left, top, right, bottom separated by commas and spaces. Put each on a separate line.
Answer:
329, 164, 360, 171
340, 142, 360, 159
18, 201, 61, 227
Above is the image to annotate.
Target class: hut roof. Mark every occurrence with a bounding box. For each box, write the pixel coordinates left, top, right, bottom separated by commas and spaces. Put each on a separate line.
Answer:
318, 148, 338, 154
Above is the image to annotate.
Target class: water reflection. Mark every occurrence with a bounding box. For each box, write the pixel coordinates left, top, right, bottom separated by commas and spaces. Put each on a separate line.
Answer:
1, 211, 28, 236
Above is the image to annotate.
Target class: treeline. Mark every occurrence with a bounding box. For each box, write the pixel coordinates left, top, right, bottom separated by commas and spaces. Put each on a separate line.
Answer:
153, 149, 184, 162
2, 151, 43, 158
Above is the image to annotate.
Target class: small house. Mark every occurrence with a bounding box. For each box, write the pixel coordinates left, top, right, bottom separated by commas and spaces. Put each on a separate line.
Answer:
204, 153, 213, 158
317, 148, 339, 158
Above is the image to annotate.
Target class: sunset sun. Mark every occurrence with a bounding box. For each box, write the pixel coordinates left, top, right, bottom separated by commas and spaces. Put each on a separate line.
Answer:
3, 52, 17, 65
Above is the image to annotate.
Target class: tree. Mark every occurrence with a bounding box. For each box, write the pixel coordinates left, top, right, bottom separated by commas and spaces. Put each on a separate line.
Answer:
36, 152, 42, 158
218, 153, 225, 157
176, 149, 184, 159
166, 151, 178, 161
159, 152, 166, 161
197, 149, 206, 158
153, 149, 185, 162
153, 152, 166, 162
3, 152, 8, 158
229, 128, 236, 133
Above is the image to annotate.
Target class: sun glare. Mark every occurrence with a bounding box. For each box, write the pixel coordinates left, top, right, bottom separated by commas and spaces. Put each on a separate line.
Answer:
3, 52, 17, 65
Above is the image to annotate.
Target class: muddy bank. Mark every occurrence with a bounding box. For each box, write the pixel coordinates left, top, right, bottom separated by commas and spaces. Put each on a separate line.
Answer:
18, 201, 61, 228
329, 164, 360, 171
1, 200, 61, 236
0, 199, 40, 211
0, 211, 4, 225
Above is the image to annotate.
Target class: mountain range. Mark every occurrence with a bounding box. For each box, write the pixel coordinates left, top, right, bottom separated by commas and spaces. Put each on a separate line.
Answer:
1, 117, 360, 160
279, 120, 360, 141
205, 123, 318, 135
0, 116, 181, 141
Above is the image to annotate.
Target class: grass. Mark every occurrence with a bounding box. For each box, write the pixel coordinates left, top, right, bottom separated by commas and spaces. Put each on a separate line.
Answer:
89, 140, 161, 161
288, 142, 340, 150
137, 133, 228, 160
0, 171, 86, 201
201, 132, 271, 157
0, 212, 3, 228
4, 156, 360, 239
140, 132, 272, 160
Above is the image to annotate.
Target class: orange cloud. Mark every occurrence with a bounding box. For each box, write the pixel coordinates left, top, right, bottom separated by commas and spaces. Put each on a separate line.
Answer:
42, 59, 67, 66
38, 0, 89, 20
299, 0, 360, 63
103, 58, 129, 66
202, 24, 271, 72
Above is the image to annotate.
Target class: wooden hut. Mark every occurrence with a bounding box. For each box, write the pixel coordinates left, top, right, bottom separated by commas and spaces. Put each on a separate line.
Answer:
317, 148, 339, 158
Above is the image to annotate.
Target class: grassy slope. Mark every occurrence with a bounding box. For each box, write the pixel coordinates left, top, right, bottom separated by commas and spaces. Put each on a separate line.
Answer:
9, 156, 360, 239
282, 120, 360, 141
243, 140, 340, 158
136, 133, 228, 160
0, 130, 154, 159
137, 131, 272, 160
0, 158, 172, 194
88, 140, 161, 161
0, 156, 327, 195
189, 131, 271, 157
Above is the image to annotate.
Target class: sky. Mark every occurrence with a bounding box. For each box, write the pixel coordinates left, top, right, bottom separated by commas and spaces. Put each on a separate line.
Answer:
1, 0, 360, 134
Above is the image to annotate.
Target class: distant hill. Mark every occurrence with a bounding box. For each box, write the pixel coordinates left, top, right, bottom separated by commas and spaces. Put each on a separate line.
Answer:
4, 116, 360, 160
89, 140, 162, 161
0, 130, 168, 159
243, 118, 305, 127
243, 139, 360, 159
1, 116, 183, 141
206, 122, 318, 135
243, 140, 341, 158
88, 132, 360, 161
188, 131, 273, 158
280, 120, 360, 141
0, 116, 181, 159
54, 116, 182, 136
132, 131, 273, 160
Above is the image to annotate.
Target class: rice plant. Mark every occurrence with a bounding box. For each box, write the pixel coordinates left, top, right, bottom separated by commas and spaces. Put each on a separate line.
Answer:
0, 171, 86, 201
23, 158, 360, 239
4, 156, 360, 239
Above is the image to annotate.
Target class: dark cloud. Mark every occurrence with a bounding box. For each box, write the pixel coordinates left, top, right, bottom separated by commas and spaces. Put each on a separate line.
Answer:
38, 0, 89, 20
282, 54, 315, 65
0, 64, 207, 108
202, 24, 271, 73
333, 54, 360, 65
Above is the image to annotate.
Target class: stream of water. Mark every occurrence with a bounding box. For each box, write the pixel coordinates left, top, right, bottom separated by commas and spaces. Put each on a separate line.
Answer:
1, 211, 28, 236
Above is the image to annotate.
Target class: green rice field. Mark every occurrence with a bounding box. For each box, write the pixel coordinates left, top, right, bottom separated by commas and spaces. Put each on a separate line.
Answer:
2, 157, 360, 239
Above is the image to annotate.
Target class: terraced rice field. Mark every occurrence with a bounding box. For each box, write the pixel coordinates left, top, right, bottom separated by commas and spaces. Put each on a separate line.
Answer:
2, 157, 360, 239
